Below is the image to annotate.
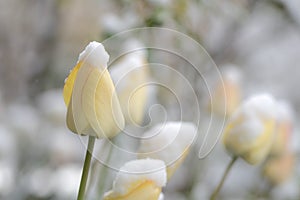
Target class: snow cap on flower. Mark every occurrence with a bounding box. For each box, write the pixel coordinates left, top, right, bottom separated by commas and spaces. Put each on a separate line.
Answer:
77, 41, 109, 69
103, 158, 166, 200
138, 121, 197, 179
223, 94, 278, 164
63, 41, 124, 138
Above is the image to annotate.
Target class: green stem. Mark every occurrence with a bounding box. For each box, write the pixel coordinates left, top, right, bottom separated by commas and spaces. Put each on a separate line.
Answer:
86, 140, 110, 197
210, 156, 238, 200
77, 136, 96, 200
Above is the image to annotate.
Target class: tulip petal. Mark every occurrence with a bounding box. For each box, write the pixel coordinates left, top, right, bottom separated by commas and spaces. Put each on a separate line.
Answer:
243, 119, 275, 164
63, 62, 82, 106
117, 67, 149, 125
66, 97, 77, 133
263, 152, 294, 185
103, 181, 161, 200
66, 96, 96, 136
224, 118, 275, 164
82, 67, 124, 138
70, 63, 94, 135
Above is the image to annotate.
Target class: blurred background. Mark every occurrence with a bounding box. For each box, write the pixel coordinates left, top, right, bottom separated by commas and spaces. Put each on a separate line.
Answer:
0, 0, 300, 199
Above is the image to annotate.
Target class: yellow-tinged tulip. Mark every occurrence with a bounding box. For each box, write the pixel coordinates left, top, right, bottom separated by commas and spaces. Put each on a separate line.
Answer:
63, 41, 125, 138
223, 94, 277, 165
138, 122, 197, 179
263, 152, 295, 185
210, 65, 242, 116
103, 159, 166, 200
109, 41, 149, 125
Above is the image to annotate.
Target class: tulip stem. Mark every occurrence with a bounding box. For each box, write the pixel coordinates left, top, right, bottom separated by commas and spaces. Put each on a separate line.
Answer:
210, 156, 238, 200
77, 136, 96, 200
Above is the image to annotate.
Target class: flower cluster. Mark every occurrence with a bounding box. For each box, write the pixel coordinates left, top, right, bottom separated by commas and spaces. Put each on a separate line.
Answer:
63, 41, 197, 200
64, 41, 296, 200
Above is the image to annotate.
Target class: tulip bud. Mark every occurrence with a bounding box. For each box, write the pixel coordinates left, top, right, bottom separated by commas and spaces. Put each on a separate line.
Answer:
223, 94, 277, 165
263, 152, 295, 185
110, 40, 149, 125
210, 65, 242, 116
63, 41, 125, 138
138, 122, 197, 179
103, 159, 166, 200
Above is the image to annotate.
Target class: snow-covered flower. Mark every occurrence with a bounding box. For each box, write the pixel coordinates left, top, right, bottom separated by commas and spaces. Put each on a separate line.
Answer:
223, 94, 277, 164
138, 122, 197, 179
63, 41, 124, 138
103, 159, 166, 200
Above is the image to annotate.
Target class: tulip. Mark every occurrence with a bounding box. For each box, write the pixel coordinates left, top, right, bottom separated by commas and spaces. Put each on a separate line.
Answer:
138, 122, 197, 179
209, 65, 242, 116
223, 94, 277, 165
63, 41, 125, 200
263, 151, 295, 185
103, 159, 166, 200
63, 41, 125, 138
109, 40, 149, 125
210, 94, 278, 200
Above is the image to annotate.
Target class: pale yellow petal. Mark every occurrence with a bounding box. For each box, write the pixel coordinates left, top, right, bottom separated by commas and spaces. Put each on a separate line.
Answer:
103, 181, 161, 200
70, 63, 94, 135
209, 79, 241, 116
224, 119, 275, 165
95, 69, 125, 137
270, 122, 291, 156
66, 97, 77, 133
66, 98, 96, 136
242, 120, 275, 164
119, 67, 149, 125
82, 67, 124, 138
63, 62, 82, 106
